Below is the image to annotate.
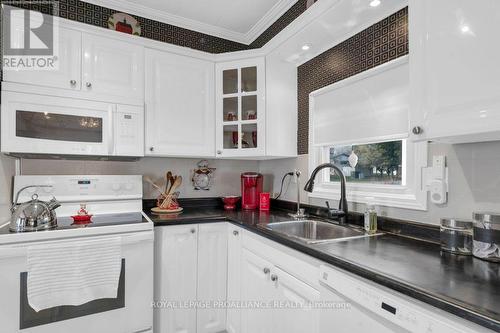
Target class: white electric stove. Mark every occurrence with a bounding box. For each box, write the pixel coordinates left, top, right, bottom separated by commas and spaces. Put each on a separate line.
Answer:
0, 175, 153, 333
0, 175, 153, 243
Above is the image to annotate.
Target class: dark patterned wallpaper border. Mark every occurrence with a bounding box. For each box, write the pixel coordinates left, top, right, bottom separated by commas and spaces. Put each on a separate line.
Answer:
250, 0, 311, 49
297, 7, 409, 155
4, 0, 248, 53
2, 0, 316, 53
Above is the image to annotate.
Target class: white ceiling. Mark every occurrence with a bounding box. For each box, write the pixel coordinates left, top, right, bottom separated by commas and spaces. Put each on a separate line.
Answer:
83, 0, 299, 44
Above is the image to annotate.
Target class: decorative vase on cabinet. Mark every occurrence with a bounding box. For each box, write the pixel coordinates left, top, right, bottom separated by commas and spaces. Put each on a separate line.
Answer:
215, 58, 266, 158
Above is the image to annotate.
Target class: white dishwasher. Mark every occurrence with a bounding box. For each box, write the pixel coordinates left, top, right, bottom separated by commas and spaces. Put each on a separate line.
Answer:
318, 264, 493, 333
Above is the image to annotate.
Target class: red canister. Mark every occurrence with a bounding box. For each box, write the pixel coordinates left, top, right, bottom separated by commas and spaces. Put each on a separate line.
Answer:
259, 192, 270, 211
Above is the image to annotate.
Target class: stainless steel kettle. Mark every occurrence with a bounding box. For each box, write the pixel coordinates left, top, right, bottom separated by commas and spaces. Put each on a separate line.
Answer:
10, 185, 61, 232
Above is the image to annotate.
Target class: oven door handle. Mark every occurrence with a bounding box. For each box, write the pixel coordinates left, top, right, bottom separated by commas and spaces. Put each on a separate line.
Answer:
108, 104, 115, 156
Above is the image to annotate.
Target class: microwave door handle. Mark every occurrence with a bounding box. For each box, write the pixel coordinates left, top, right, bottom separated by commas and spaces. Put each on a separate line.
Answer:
108, 105, 115, 155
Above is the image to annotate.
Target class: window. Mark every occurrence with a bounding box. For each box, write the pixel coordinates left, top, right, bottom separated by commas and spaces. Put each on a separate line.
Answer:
328, 140, 403, 185
308, 56, 428, 210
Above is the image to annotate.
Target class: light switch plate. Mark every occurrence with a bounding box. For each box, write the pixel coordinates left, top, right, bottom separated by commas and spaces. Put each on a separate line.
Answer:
423, 155, 448, 205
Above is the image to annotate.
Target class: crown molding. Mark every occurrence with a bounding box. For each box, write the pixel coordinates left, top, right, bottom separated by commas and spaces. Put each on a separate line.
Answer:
81, 0, 298, 45
244, 0, 298, 44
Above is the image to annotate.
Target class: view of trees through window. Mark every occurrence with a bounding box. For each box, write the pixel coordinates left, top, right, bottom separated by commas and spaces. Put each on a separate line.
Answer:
329, 140, 403, 185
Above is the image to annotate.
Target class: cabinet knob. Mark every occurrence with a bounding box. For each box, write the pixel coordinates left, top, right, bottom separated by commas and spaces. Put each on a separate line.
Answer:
233, 230, 239, 236
190, 228, 196, 234
412, 126, 423, 135
70, 79, 76, 86
263, 267, 270, 274
270, 274, 278, 282
216, 150, 222, 155
86, 82, 92, 88
149, 147, 154, 152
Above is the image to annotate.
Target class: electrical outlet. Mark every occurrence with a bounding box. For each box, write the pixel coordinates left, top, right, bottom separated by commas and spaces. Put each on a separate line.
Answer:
290, 170, 300, 184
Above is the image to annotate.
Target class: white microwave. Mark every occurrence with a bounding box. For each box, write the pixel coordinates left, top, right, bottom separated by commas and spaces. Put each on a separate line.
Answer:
1, 91, 144, 158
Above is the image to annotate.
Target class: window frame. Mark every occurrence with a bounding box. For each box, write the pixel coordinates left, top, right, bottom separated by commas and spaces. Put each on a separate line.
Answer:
308, 134, 428, 210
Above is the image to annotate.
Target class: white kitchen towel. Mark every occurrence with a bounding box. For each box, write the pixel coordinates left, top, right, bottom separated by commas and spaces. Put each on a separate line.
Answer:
27, 236, 122, 312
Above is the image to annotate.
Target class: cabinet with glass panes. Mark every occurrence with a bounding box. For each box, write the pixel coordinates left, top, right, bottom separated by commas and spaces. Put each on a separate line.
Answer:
216, 58, 265, 157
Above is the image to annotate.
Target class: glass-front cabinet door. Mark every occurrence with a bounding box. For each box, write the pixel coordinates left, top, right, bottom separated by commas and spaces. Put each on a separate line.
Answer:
216, 58, 265, 157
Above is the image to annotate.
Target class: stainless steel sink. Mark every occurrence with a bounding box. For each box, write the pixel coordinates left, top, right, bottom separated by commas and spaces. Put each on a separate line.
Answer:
259, 220, 373, 244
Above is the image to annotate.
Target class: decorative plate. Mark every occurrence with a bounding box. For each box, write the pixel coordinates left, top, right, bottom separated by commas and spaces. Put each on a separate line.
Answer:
151, 207, 184, 214
108, 12, 141, 36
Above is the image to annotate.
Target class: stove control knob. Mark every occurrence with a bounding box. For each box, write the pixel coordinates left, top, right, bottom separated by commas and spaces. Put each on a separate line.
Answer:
125, 183, 133, 191
111, 183, 121, 191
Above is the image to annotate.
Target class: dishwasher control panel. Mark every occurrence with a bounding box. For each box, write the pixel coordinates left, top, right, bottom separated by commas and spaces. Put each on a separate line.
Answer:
319, 265, 475, 333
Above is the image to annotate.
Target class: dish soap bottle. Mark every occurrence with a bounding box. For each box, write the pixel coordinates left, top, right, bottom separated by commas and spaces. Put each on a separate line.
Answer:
364, 203, 378, 234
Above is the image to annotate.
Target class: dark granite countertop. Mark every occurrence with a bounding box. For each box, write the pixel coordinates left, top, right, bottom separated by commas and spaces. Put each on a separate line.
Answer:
147, 201, 500, 332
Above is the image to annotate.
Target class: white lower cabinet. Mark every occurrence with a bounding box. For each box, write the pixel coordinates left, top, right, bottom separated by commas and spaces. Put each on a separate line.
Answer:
239, 249, 320, 333
226, 226, 242, 333
240, 249, 276, 333
154, 224, 198, 333
154, 223, 227, 333
197, 223, 228, 333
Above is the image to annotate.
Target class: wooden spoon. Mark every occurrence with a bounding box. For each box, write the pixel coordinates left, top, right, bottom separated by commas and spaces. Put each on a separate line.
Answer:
144, 177, 168, 197
160, 176, 182, 208
165, 171, 172, 193
169, 175, 182, 195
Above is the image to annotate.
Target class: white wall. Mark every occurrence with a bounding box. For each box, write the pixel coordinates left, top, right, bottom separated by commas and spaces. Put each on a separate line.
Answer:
259, 141, 500, 226
21, 157, 258, 199
0, 155, 16, 223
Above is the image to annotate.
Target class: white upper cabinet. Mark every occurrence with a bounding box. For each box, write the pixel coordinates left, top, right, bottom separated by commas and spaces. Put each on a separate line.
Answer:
3, 25, 144, 105
264, 51, 297, 158
3, 27, 82, 91
82, 34, 144, 101
215, 58, 266, 158
410, 0, 500, 143
145, 49, 215, 157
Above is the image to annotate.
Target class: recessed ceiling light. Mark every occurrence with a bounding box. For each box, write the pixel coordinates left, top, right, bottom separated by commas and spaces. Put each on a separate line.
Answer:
461, 25, 470, 33
302, 44, 310, 51
370, 0, 381, 7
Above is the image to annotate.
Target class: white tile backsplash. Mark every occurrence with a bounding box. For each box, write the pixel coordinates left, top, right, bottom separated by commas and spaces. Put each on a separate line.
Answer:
20, 157, 259, 200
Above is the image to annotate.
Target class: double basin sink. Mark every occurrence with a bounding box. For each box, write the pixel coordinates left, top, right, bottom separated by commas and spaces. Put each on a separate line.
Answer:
259, 219, 378, 244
